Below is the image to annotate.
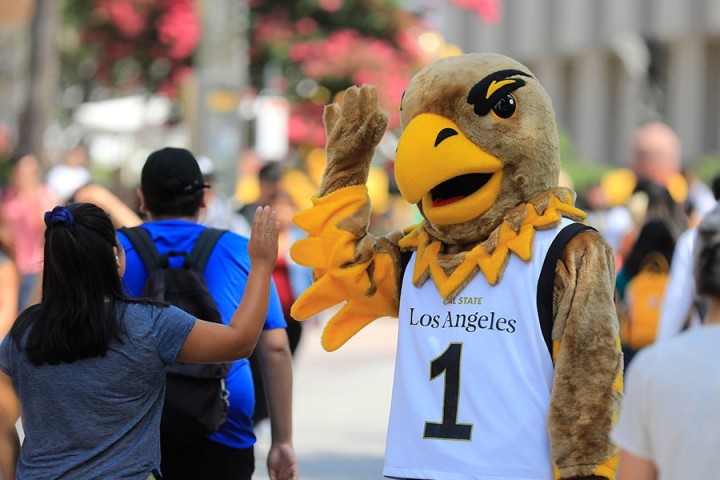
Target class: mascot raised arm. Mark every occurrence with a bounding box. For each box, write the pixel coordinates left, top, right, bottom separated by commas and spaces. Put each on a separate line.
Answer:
290, 53, 623, 480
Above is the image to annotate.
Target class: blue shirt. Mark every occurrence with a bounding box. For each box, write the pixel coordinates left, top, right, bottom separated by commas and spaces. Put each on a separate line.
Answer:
118, 220, 286, 449
0, 302, 196, 479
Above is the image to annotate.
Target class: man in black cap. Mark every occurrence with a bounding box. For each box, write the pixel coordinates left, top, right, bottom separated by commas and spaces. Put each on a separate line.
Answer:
118, 147, 298, 480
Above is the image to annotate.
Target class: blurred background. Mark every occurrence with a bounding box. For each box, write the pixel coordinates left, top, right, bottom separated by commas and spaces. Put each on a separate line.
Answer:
0, 0, 718, 224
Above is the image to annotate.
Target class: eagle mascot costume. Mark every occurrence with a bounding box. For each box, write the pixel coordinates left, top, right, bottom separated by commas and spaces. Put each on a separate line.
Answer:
290, 53, 623, 480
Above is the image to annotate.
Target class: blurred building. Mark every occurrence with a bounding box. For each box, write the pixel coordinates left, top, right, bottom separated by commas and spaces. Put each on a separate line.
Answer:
437, 0, 720, 166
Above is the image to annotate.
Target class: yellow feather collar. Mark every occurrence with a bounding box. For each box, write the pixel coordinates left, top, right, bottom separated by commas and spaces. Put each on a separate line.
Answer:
398, 187, 586, 300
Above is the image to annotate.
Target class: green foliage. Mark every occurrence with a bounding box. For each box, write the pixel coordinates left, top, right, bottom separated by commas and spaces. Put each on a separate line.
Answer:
251, 0, 403, 38
0, 155, 11, 186
693, 154, 720, 184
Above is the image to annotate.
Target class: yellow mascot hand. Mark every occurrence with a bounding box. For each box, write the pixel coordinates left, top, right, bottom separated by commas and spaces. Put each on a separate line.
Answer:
290, 84, 397, 351
290, 186, 400, 350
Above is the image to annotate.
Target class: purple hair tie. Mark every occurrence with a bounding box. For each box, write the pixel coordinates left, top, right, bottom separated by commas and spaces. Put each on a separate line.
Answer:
44, 206, 75, 232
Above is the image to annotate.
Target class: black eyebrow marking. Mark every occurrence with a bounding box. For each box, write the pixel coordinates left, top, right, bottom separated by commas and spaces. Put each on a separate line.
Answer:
467, 69, 532, 116
434, 128, 458, 147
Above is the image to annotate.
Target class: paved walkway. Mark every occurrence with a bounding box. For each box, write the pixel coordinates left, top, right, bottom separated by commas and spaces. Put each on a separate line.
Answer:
254, 317, 399, 480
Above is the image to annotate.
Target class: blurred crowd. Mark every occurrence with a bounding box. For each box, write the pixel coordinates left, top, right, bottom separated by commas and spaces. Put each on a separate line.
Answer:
2, 120, 716, 340
0, 117, 718, 477
576, 122, 718, 361
1, 120, 719, 363
0, 137, 423, 342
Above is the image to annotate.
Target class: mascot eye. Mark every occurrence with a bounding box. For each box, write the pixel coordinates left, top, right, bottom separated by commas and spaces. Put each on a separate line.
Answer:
491, 93, 517, 119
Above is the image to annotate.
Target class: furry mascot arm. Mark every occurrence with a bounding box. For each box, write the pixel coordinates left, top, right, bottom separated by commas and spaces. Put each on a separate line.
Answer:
549, 229, 623, 480
290, 85, 402, 351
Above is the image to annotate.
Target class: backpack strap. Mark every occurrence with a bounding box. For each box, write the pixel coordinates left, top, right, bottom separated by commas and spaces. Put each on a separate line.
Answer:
119, 226, 162, 272
537, 222, 596, 359
186, 228, 227, 273
397, 249, 414, 296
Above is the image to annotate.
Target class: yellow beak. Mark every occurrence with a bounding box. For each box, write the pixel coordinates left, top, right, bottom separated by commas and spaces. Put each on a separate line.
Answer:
395, 113, 503, 225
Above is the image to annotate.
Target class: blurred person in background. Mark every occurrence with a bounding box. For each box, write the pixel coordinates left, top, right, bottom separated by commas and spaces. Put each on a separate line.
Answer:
0, 183, 25, 473
612, 203, 720, 479
0, 212, 19, 480
656, 173, 720, 341
48, 144, 142, 229
582, 182, 634, 261
197, 155, 251, 236
238, 162, 283, 228
0, 154, 59, 310
630, 122, 682, 190
682, 167, 717, 226
0, 211, 18, 339
268, 190, 311, 356
632, 178, 688, 236
618, 178, 688, 263
615, 218, 677, 367
46, 144, 92, 205
250, 188, 312, 427
0, 341, 17, 480
72, 182, 142, 229
616, 122, 688, 261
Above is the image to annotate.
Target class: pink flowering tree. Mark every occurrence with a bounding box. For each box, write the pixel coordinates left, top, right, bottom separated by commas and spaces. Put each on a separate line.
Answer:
249, 0, 501, 149
62, 0, 200, 97
449, 0, 501, 24
248, 0, 438, 148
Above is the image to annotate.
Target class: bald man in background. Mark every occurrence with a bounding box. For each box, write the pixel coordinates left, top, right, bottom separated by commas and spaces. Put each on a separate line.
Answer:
613, 122, 689, 264
630, 121, 682, 189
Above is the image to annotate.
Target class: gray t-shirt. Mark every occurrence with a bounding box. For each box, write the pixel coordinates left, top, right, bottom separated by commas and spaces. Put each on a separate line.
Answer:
0, 302, 196, 479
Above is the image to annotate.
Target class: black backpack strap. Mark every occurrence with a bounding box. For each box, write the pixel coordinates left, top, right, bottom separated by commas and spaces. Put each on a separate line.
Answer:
187, 228, 227, 273
537, 222, 596, 359
119, 226, 162, 272
397, 250, 414, 296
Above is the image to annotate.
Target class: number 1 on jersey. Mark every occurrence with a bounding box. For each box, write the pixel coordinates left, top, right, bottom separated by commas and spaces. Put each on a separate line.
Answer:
424, 343, 473, 441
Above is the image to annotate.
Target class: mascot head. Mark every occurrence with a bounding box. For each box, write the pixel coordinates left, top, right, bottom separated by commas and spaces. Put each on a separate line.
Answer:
395, 53, 561, 244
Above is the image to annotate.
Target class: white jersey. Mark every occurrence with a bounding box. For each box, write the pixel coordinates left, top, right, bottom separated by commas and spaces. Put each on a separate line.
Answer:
384, 219, 575, 480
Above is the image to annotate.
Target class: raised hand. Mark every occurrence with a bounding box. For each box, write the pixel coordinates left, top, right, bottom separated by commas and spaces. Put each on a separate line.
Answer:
248, 206, 280, 271
319, 84, 389, 196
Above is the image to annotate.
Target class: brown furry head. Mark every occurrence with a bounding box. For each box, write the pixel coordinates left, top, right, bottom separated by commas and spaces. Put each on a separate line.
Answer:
395, 53, 561, 245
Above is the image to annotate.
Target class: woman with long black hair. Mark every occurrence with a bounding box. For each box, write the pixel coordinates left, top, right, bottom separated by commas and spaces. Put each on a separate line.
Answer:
0, 202, 278, 479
